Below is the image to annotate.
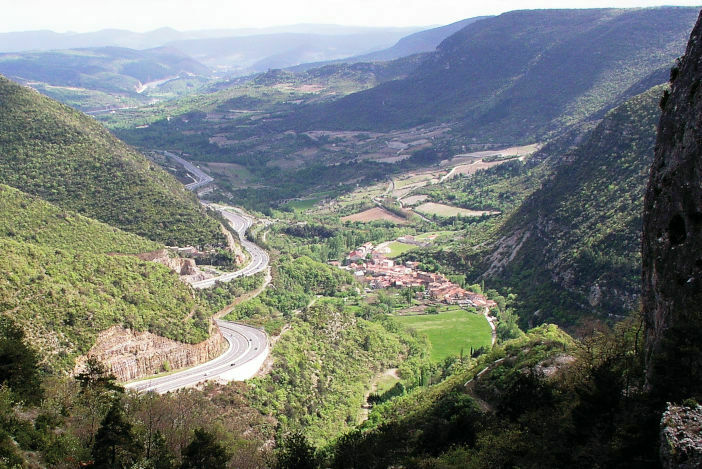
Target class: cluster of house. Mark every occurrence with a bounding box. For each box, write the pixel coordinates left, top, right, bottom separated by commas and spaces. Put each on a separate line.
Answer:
331, 243, 497, 309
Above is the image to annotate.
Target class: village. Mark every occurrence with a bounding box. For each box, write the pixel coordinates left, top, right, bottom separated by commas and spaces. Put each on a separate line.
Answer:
332, 242, 498, 310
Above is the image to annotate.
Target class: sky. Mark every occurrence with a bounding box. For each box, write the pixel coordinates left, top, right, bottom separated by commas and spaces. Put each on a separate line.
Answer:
1, 0, 700, 33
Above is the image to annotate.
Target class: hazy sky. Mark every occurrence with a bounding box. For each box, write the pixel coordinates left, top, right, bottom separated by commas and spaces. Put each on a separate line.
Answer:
2, 0, 700, 33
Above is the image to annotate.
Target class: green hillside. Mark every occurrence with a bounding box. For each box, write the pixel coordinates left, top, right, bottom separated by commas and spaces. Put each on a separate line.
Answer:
324, 319, 661, 468
1, 238, 211, 372
0, 186, 212, 372
0, 184, 160, 254
290, 8, 696, 142
0, 75, 225, 247
472, 85, 664, 325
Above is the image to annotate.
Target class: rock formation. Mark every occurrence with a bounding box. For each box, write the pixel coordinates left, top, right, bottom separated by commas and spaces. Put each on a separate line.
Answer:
76, 325, 226, 382
643, 11, 702, 401
660, 403, 702, 469
137, 248, 211, 284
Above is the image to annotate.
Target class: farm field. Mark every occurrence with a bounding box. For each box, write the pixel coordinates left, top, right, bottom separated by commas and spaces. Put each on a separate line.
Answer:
386, 241, 417, 258
415, 202, 499, 218
415, 230, 456, 240
446, 143, 540, 165
446, 160, 510, 179
285, 197, 322, 211
341, 206, 409, 224
401, 194, 429, 206
201, 162, 254, 188
395, 308, 492, 361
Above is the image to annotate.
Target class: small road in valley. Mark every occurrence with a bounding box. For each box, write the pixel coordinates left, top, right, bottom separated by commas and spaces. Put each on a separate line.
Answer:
125, 321, 269, 394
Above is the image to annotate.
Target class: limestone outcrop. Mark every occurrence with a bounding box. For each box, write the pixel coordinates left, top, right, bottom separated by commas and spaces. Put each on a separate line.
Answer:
660, 403, 702, 469
137, 248, 211, 283
76, 325, 226, 382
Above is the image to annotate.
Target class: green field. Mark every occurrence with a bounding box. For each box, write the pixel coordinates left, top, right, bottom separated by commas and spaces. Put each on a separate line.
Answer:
286, 197, 321, 211
395, 308, 492, 361
375, 373, 401, 394
386, 241, 417, 258
415, 230, 457, 240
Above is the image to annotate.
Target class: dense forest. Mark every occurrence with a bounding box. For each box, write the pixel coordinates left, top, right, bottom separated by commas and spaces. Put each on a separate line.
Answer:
0, 76, 225, 247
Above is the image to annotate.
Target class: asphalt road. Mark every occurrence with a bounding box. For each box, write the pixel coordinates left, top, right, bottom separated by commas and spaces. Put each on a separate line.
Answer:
125, 321, 269, 394
191, 207, 269, 289
161, 150, 214, 190
127, 156, 270, 393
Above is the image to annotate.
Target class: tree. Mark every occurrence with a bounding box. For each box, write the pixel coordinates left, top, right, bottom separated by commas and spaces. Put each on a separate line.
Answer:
147, 431, 175, 469
401, 287, 414, 305
75, 357, 123, 446
76, 357, 123, 394
276, 432, 316, 469
0, 317, 42, 404
92, 400, 142, 469
180, 428, 229, 469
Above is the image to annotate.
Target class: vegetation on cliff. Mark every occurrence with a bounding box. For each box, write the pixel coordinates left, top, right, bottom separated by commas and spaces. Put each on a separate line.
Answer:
0, 186, 214, 373
483, 85, 663, 325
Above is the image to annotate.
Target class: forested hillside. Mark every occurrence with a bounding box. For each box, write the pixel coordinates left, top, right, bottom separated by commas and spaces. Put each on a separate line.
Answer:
289, 8, 696, 142
466, 85, 664, 325
0, 184, 160, 254
0, 185, 213, 372
0, 75, 225, 247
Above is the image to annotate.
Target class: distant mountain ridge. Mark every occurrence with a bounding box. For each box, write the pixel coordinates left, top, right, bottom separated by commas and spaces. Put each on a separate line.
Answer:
164, 29, 425, 74
0, 25, 424, 53
287, 7, 698, 143
0, 25, 427, 77
288, 17, 490, 72
0, 46, 210, 94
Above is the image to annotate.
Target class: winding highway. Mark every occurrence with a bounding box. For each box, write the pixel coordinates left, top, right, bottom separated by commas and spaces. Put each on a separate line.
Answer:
161, 150, 214, 190
126, 154, 271, 393
191, 207, 270, 289
125, 321, 269, 394
163, 149, 269, 287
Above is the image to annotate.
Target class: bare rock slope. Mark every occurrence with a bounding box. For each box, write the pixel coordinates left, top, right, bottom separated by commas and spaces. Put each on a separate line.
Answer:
642, 11, 702, 401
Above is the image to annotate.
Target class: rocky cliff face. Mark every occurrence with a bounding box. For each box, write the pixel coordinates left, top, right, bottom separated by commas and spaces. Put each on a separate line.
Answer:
76, 324, 226, 382
642, 11, 702, 401
137, 249, 212, 284
660, 403, 702, 469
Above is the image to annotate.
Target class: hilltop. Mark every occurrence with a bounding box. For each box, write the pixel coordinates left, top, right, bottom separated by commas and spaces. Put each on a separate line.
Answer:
0, 75, 225, 247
